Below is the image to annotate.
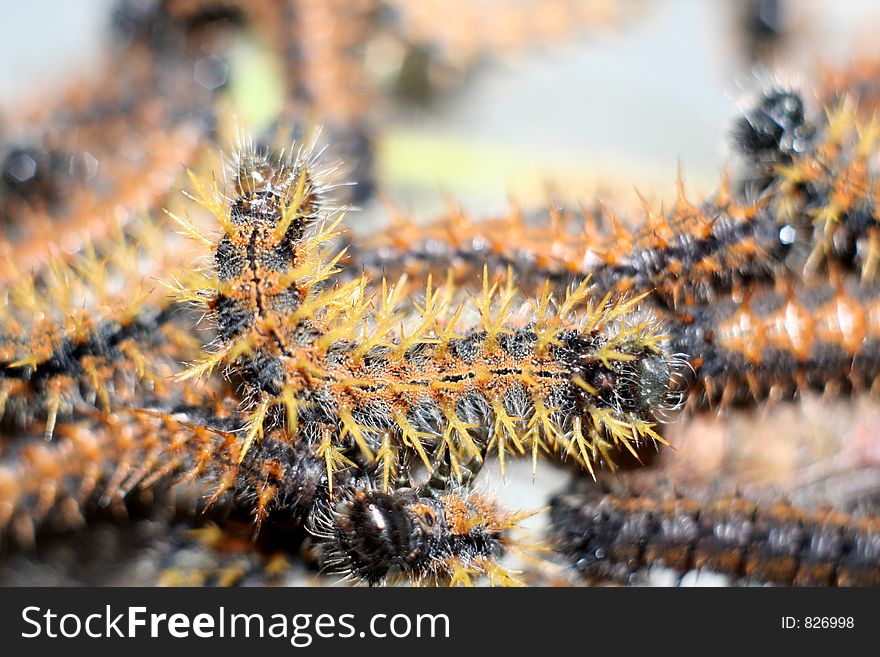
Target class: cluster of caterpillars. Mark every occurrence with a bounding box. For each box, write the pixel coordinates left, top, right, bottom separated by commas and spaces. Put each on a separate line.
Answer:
341, 84, 880, 582
2, 0, 880, 587
158, 135, 680, 580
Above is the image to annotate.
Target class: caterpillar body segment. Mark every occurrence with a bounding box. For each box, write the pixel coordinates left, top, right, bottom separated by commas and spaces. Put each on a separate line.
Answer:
0, 221, 205, 439
669, 271, 880, 410
549, 476, 880, 586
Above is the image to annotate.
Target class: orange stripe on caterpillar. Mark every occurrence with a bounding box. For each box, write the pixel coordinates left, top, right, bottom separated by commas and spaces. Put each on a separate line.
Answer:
667, 272, 880, 409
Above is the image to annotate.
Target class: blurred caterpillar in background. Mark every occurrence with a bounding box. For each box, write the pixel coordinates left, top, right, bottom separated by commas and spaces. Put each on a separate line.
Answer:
548, 475, 880, 587
346, 84, 880, 300
0, 0, 237, 282
347, 182, 795, 309
670, 271, 880, 409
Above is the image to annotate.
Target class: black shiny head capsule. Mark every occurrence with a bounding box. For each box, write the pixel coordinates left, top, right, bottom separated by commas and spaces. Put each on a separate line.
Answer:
557, 326, 676, 418
575, 350, 673, 415
320, 489, 443, 585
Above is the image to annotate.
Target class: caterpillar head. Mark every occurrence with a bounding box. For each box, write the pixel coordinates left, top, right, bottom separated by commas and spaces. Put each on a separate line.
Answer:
310, 486, 525, 586
227, 142, 328, 237
559, 307, 685, 421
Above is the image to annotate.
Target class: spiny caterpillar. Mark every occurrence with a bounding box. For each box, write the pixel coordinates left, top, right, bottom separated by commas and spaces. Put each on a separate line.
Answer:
348, 174, 798, 311
0, 400, 528, 586
169, 139, 682, 486
340, 89, 880, 419
0, 410, 199, 547
0, 219, 204, 440
147, 408, 530, 587
0, 400, 315, 548
0, 133, 532, 585
347, 87, 880, 313
549, 476, 880, 586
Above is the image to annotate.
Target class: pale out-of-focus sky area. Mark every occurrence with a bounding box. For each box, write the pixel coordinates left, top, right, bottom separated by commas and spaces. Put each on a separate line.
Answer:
2, 0, 880, 216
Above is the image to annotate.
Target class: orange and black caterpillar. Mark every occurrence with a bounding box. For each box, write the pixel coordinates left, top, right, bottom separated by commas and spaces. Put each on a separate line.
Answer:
171, 140, 683, 482
549, 476, 880, 587
344, 87, 880, 312
0, 398, 230, 547
0, 133, 536, 585
346, 173, 800, 311
340, 89, 880, 415
340, 88, 828, 309
0, 306, 186, 437
666, 272, 880, 409
0, 221, 205, 439
153, 481, 524, 587
150, 412, 528, 587
0, 401, 315, 548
